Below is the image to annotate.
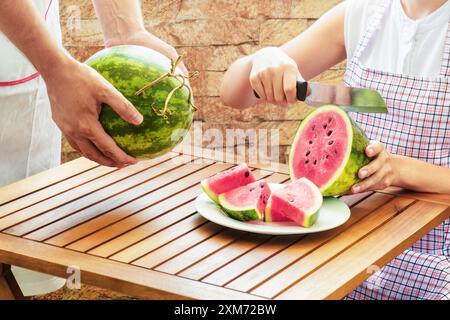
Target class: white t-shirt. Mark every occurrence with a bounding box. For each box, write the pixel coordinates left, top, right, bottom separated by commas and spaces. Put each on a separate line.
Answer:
344, 0, 449, 77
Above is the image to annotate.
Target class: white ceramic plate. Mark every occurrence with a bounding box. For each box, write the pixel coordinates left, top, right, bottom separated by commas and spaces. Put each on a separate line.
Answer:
195, 183, 351, 235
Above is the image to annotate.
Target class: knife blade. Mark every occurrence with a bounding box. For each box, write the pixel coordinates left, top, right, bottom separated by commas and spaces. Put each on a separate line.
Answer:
254, 81, 388, 113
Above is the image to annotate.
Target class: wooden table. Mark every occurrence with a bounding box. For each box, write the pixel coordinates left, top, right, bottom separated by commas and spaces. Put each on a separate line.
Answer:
0, 150, 449, 300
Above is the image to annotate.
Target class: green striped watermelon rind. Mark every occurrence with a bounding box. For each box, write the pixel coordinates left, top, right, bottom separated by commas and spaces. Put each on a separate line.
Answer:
289, 105, 372, 197
86, 45, 194, 159
218, 193, 263, 221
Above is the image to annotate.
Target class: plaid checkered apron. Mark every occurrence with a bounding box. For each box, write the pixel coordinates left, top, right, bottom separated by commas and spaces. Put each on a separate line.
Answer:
344, 1, 450, 300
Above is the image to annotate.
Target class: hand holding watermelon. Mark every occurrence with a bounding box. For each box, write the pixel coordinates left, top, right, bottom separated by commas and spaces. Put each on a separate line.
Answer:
46, 57, 143, 168
351, 141, 400, 193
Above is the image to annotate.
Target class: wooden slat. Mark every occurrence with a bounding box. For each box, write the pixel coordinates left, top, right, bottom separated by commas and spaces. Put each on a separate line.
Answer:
276, 201, 450, 300
0, 233, 262, 300
132, 222, 226, 268
174, 144, 290, 175
339, 192, 374, 207
41, 161, 224, 246
0, 165, 117, 218
23, 159, 213, 241
381, 187, 450, 206
130, 221, 224, 268
89, 202, 200, 258
0, 157, 98, 206
202, 235, 300, 287
178, 233, 272, 281
0, 154, 184, 232
154, 228, 246, 274
224, 193, 395, 293
60, 185, 203, 250
86, 167, 272, 258
63, 171, 287, 252
153, 173, 289, 274
250, 196, 415, 298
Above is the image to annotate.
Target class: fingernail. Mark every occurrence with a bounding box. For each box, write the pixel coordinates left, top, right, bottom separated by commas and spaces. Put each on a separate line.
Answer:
367, 147, 373, 156
360, 169, 368, 178
132, 113, 144, 125
353, 185, 361, 193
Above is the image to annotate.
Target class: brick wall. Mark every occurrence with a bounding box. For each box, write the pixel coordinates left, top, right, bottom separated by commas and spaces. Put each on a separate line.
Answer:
60, 0, 345, 163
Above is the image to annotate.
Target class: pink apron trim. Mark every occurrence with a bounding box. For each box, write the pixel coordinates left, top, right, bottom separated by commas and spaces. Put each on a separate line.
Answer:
0, 0, 54, 87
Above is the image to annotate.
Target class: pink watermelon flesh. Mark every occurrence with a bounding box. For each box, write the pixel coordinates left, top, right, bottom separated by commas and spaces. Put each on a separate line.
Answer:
201, 163, 255, 203
290, 110, 348, 189
266, 178, 323, 227
219, 180, 271, 221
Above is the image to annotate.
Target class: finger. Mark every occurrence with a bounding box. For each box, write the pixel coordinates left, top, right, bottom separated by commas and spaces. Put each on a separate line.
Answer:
76, 138, 118, 167
358, 153, 385, 179
352, 167, 388, 193
250, 74, 266, 100
100, 83, 143, 126
89, 121, 138, 167
273, 70, 286, 105
261, 71, 275, 103
283, 68, 297, 104
366, 141, 384, 157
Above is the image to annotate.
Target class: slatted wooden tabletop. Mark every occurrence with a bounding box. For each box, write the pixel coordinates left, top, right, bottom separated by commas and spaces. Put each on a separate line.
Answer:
0, 149, 449, 300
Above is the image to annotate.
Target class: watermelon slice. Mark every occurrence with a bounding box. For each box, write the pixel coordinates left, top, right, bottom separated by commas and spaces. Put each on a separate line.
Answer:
265, 178, 323, 227
289, 105, 371, 196
201, 163, 255, 203
218, 180, 271, 221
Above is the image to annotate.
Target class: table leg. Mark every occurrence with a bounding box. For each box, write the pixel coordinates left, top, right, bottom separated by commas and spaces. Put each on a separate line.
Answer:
0, 264, 26, 300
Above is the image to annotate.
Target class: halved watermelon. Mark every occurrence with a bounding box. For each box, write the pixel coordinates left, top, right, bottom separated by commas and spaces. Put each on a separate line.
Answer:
201, 163, 255, 203
289, 105, 371, 196
265, 178, 322, 227
218, 180, 271, 221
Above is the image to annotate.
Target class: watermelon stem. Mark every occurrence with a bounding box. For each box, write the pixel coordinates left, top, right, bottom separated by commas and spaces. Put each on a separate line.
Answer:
134, 55, 199, 117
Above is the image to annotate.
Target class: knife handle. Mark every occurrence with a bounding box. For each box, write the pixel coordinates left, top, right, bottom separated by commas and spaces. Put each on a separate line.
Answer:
253, 81, 309, 101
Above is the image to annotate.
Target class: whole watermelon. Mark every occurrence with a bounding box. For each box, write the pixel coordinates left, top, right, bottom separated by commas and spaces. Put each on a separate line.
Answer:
85, 45, 194, 159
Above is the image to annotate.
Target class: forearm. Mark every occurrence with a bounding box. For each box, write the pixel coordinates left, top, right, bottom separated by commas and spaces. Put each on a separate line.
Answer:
0, 0, 73, 80
92, 0, 145, 46
221, 2, 346, 109
221, 55, 258, 108
394, 155, 450, 194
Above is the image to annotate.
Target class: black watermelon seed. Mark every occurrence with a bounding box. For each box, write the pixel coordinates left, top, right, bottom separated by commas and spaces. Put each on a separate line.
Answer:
250, 187, 255, 192
245, 171, 250, 178
326, 155, 330, 159
323, 123, 327, 129
327, 130, 333, 136
260, 182, 265, 188
305, 159, 310, 164
314, 160, 317, 165
309, 140, 313, 144
328, 117, 332, 123
328, 140, 334, 145
306, 151, 311, 156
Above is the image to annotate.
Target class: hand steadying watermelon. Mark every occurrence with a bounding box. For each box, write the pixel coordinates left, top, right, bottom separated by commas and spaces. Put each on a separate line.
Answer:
289, 105, 371, 196
86, 45, 195, 159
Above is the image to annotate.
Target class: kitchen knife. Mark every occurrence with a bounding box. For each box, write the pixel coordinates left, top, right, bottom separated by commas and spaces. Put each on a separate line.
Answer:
254, 81, 388, 113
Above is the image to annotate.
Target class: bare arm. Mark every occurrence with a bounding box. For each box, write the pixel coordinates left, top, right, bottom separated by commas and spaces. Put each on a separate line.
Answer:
221, 2, 347, 108
0, 0, 143, 167
92, 0, 187, 74
395, 156, 450, 194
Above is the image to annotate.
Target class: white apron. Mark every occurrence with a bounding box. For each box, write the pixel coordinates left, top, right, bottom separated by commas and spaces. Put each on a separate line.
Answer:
0, 0, 65, 296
